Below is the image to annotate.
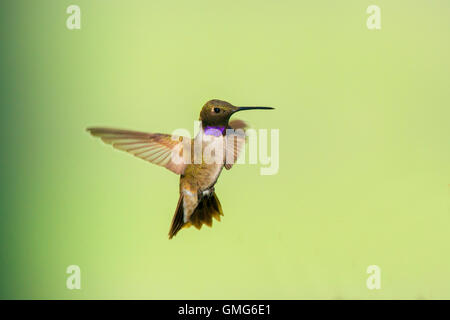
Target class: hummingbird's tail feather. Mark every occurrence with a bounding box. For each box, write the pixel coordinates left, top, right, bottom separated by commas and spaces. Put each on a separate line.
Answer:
190, 192, 224, 230
168, 195, 185, 239
168, 192, 224, 239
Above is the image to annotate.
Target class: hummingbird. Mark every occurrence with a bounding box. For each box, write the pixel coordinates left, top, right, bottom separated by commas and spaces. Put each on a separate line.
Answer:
87, 99, 273, 238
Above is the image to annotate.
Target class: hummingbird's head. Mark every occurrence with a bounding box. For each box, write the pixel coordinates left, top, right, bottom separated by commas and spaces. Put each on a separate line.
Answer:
200, 99, 274, 126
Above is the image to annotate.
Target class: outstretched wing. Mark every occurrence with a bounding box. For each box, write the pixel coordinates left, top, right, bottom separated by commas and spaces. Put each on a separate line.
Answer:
87, 127, 188, 175
224, 120, 248, 170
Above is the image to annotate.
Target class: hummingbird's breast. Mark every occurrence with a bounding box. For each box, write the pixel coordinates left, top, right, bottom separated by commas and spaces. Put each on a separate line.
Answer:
182, 133, 226, 192
185, 162, 223, 190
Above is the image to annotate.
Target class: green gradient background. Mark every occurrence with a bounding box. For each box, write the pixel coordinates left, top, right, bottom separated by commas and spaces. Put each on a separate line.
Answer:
0, 1, 449, 299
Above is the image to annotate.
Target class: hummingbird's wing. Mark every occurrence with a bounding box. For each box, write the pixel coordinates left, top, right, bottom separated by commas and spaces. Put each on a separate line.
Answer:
224, 120, 248, 170
87, 127, 188, 175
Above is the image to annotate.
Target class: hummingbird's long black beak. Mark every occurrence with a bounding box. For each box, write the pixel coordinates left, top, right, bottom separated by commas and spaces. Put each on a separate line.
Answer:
234, 106, 274, 113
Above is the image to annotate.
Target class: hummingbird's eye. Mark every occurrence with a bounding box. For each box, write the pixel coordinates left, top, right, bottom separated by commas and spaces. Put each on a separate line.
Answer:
213, 107, 221, 113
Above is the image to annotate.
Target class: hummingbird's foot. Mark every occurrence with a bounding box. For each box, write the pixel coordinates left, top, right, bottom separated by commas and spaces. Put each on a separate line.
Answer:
201, 187, 215, 198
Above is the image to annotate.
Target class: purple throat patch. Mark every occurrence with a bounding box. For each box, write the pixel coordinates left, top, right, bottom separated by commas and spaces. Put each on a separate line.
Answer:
204, 126, 226, 137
